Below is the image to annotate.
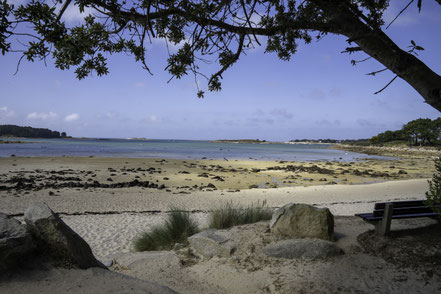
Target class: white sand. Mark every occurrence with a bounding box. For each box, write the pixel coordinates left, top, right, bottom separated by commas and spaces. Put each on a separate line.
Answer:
43, 179, 428, 260
61, 212, 209, 260
3, 178, 439, 294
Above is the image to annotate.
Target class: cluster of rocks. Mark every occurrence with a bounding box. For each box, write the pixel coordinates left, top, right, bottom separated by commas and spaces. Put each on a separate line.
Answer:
188, 203, 343, 261
1, 202, 105, 272
175, 183, 217, 191
0, 178, 166, 192
267, 165, 335, 175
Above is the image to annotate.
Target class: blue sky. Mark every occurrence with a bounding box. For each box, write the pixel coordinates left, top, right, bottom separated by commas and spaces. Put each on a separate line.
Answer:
1, 1, 440, 141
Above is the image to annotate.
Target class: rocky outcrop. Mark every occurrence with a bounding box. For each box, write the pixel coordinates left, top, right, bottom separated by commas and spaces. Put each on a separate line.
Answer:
24, 202, 105, 269
270, 203, 334, 240
0, 213, 35, 271
263, 239, 343, 260
188, 229, 236, 258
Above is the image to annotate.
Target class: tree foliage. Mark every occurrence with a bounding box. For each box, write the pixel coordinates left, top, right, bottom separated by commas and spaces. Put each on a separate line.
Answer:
1, 1, 441, 110
0, 124, 64, 138
370, 117, 441, 146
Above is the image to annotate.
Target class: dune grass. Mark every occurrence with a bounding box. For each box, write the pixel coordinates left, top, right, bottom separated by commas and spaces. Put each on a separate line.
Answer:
134, 208, 199, 251
208, 200, 273, 229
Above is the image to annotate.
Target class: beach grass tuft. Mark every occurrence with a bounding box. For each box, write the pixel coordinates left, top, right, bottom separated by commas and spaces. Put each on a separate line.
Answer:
208, 200, 273, 229
134, 208, 199, 251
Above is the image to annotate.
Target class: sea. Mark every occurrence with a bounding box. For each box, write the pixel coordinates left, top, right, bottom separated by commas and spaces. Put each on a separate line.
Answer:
0, 138, 393, 162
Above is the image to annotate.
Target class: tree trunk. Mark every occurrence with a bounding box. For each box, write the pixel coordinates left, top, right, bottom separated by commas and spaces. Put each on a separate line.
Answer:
323, 3, 441, 112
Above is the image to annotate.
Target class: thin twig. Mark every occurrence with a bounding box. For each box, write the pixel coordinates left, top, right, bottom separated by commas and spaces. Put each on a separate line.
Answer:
374, 75, 398, 94
240, 0, 261, 46
386, 0, 414, 29
14, 55, 25, 75
56, 0, 73, 22
208, 34, 245, 86
367, 68, 387, 76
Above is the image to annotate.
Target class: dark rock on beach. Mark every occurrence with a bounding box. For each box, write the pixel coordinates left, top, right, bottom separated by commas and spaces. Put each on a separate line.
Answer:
0, 213, 35, 271
24, 202, 106, 269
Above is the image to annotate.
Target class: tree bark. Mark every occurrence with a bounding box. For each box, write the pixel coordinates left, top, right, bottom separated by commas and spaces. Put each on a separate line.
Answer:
324, 3, 441, 112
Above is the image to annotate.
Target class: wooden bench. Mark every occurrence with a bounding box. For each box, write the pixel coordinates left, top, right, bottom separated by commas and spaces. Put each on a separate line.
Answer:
355, 200, 439, 235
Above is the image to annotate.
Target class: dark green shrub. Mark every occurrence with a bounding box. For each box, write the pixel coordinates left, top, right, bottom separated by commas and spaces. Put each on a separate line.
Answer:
134, 208, 199, 251
208, 200, 272, 229
426, 157, 441, 218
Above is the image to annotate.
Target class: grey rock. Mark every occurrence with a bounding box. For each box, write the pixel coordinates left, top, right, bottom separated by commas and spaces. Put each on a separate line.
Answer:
0, 214, 35, 270
270, 203, 334, 240
263, 239, 343, 260
173, 242, 186, 251
101, 259, 113, 267
188, 229, 236, 258
24, 202, 105, 269
111, 251, 182, 271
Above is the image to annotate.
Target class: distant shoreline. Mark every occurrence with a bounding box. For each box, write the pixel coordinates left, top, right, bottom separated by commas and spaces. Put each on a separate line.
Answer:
333, 144, 441, 158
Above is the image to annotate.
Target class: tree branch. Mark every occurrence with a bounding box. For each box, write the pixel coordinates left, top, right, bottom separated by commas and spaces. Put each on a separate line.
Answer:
56, 0, 72, 22
374, 75, 398, 94
208, 34, 245, 88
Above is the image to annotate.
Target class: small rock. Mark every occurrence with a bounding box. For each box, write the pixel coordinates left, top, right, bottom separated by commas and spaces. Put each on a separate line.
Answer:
173, 243, 186, 251
188, 229, 236, 258
111, 251, 181, 270
102, 259, 114, 267
263, 239, 343, 260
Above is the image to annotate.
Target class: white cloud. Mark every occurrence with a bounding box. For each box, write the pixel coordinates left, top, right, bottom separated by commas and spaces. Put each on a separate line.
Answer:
271, 109, 294, 120
64, 113, 80, 122
142, 115, 161, 124
329, 88, 342, 97
133, 82, 145, 88
0, 106, 16, 118
356, 119, 377, 127
149, 115, 160, 122
97, 112, 118, 120
315, 119, 341, 126
27, 112, 58, 120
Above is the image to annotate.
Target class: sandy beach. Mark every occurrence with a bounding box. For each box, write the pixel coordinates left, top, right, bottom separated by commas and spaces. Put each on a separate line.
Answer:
1, 152, 440, 293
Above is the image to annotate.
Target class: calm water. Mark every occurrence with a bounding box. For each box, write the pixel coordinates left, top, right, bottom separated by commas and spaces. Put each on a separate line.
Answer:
0, 138, 391, 161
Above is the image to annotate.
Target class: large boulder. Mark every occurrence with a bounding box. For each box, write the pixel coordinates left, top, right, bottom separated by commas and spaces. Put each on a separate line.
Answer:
24, 202, 105, 269
188, 229, 236, 258
270, 203, 334, 240
0, 213, 35, 271
263, 239, 343, 260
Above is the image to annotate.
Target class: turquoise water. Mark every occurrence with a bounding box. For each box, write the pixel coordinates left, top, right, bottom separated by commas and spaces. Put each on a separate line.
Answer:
0, 138, 391, 161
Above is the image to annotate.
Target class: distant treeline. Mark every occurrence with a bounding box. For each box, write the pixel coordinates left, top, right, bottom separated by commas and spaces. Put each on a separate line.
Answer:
289, 139, 370, 145
290, 117, 441, 147
212, 139, 267, 143
0, 125, 66, 138
370, 118, 441, 146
